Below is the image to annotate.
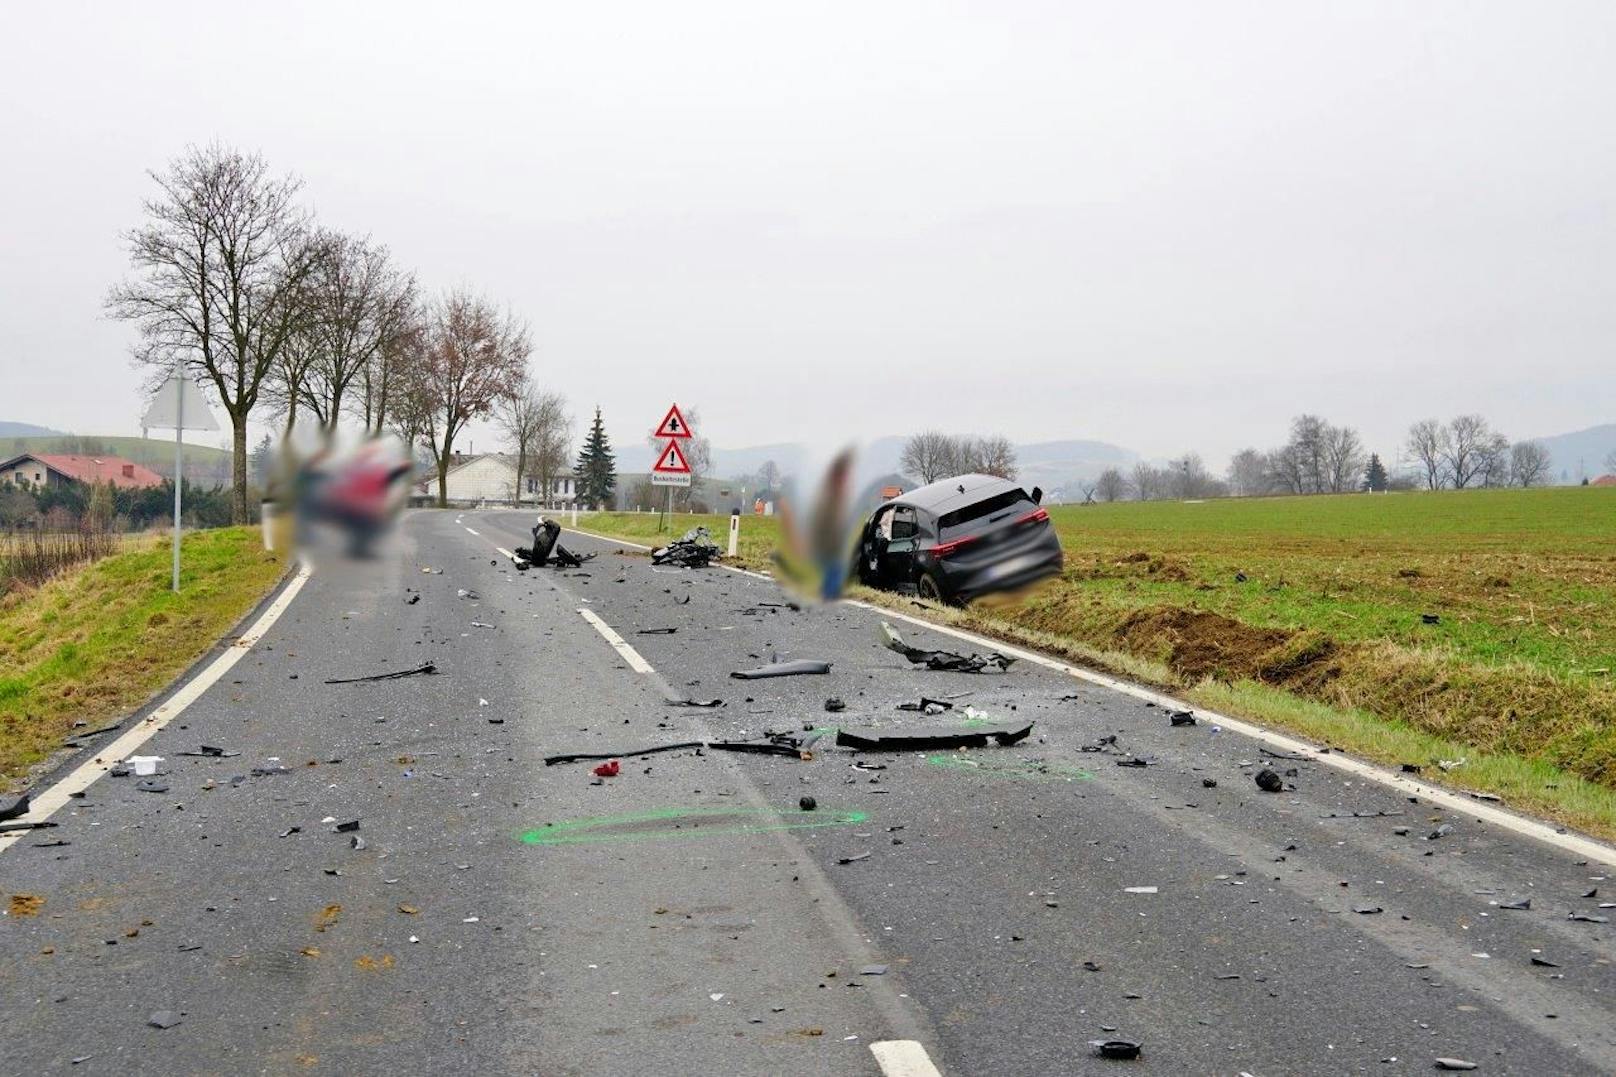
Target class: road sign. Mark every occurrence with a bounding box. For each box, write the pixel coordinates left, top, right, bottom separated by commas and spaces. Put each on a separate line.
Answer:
653, 403, 693, 439
651, 439, 692, 486
143, 371, 222, 593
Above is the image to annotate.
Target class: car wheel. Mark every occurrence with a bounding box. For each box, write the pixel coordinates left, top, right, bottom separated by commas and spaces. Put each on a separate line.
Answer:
917, 571, 946, 604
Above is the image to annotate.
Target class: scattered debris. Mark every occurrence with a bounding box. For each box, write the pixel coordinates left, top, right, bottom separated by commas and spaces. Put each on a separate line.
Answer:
1421, 613, 1442, 625
799, 796, 817, 811
516, 517, 595, 569
1354, 905, 1384, 915
838, 851, 871, 865
592, 760, 621, 778
1123, 886, 1157, 894
1568, 912, 1610, 924
0, 794, 30, 822
1168, 710, 1197, 726
1254, 769, 1284, 792
1531, 956, 1560, 968
1433, 1060, 1477, 1072
859, 964, 888, 976
1437, 757, 1467, 771
9, 894, 44, 917
0, 820, 57, 834
405, 594, 420, 605
546, 730, 823, 767
824, 697, 847, 713
147, 1011, 182, 1030
1498, 898, 1531, 910
651, 527, 721, 568
836, 722, 1033, 751
731, 659, 832, 680
1427, 824, 1454, 841
176, 745, 239, 758
324, 662, 437, 684
637, 627, 678, 635
1202, 778, 1218, 788
896, 698, 954, 714
456, 588, 480, 600
335, 820, 361, 833
881, 623, 1014, 673
667, 697, 724, 708
135, 780, 170, 794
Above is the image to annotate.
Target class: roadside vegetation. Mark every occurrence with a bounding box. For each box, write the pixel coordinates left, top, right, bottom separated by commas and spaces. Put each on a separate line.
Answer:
0, 527, 285, 788
582, 488, 1616, 836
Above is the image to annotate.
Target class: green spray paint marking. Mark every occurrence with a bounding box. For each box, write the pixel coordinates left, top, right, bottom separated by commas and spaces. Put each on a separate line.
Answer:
519, 806, 867, 847
925, 754, 1093, 783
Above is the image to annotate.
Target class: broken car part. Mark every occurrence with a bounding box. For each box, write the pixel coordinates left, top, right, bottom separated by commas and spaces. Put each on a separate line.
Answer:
1254, 768, 1284, 792
730, 659, 833, 680
651, 526, 721, 568
324, 662, 438, 684
881, 622, 1014, 673
835, 721, 1033, 751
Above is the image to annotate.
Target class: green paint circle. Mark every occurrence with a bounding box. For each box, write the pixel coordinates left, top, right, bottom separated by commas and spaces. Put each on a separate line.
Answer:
519, 805, 868, 847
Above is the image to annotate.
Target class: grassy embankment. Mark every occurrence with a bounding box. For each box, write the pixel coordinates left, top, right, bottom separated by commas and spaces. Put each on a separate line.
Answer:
0, 528, 286, 789
584, 490, 1616, 837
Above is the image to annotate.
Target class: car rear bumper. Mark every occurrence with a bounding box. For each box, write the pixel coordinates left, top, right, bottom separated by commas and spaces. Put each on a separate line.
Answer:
930, 530, 1063, 602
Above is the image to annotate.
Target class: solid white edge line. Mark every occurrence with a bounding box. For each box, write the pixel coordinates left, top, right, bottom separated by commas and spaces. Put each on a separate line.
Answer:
562, 525, 651, 550
871, 1040, 944, 1077
852, 600, 1616, 868
577, 608, 656, 675
0, 560, 315, 857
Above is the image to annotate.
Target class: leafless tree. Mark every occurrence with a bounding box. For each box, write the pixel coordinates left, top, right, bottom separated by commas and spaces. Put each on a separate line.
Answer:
1225, 448, 1269, 497
106, 142, 320, 522
295, 233, 416, 430
531, 392, 572, 507
1322, 424, 1366, 494
1167, 453, 1219, 499
900, 431, 956, 484
498, 374, 545, 502
963, 434, 1018, 479
417, 291, 531, 507
1095, 467, 1128, 503
756, 460, 782, 492
1132, 462, 1166, 501
1405, 419, 1446, 490
1441, 414, 1501, 489
1509, 441, 1551, 487
1265, 444, 1307, 495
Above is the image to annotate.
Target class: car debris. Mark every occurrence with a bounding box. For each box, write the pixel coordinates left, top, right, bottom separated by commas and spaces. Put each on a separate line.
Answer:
0, 819, 57, 834
135, 779, 170, 794
651, 526, 721, 568
1089, 1039, 1143, 1060
1254, 769, 1284, 792
1168, 709, 1197, 726
881, 623, 1014, 673
323, 662, 438, 684
730, 659, 833, 680
147, 1011, 182, 1030
895, 697, 954, 714
1433, 1060, 1477, 1072
838, 851, 871, 864
545, 730, 824, 767
176, 746, 240, 758
593, 760, 621, 778
0, 793, 29, 822
824, 697, 847, 712
799, 796, 817, 811
637, 627, 677, 635
515, 516, 595, 569
835, 721, 1033, 751
665, 697, 725, 708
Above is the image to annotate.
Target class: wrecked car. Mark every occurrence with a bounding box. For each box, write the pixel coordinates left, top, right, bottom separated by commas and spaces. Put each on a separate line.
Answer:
852, 473, 1062, 604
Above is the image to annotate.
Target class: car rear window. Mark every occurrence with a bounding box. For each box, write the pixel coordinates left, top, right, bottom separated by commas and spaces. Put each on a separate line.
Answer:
937, 489, 1030, 534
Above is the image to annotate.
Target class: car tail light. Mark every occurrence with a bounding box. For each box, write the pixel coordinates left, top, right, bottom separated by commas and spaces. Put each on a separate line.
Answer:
1017, 508, 1049, 525
931, 535, 979, 559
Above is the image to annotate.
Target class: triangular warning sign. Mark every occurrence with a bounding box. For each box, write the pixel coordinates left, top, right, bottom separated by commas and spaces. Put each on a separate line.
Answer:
652, 439, 691, 474
654, 404, 693, 439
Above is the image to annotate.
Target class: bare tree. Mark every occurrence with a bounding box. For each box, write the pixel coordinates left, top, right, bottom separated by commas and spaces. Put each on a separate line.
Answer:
498, 374, 545, 502
900, 431, 956, 484
1322, 424, 1366, 493
1265, 444, 1307, 495
1095, 467, 1128, 503
106, 142, 320, 522
1226, 448, 1268, 497
1606, 448, 1616, 473
1405, 419, 1446, 490
964, 435, 1018, 479
296, 233, 416, 431
1478, 433, 1511, 488
418, 291, 531, 507
1442, 414, 1500, 489
756, 459, 782, 492
1132, 462, 1166, 501
1509, 440, 1551, 487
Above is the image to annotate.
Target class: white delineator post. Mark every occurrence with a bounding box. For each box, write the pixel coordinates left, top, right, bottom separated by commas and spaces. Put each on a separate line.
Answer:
728, 512, 739, 557
171, 369, 184, 592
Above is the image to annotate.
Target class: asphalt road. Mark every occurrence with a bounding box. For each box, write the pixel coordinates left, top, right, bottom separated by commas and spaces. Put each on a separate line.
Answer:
3, 508, 1615, 1076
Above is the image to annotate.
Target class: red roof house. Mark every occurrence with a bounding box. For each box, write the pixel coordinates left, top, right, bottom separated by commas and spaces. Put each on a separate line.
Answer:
1591, 474, 1616, 488
0, 453, 165, 491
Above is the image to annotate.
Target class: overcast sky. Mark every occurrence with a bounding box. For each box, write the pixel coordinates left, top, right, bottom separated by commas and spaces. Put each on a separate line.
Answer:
3, 1, 1612, 469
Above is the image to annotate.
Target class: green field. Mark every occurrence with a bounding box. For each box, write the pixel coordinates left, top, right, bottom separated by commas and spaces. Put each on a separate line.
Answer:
0, 528, 286, 788
1, 434, 233, 483
582, 489, 1616, 835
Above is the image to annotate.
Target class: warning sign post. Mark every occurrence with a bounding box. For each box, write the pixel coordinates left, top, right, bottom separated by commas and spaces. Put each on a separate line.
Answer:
651, 404, 695, 529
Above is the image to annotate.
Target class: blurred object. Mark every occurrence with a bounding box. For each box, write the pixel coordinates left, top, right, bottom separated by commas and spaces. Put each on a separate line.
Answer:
775, 446, 859, 603
292, 434, 412, 558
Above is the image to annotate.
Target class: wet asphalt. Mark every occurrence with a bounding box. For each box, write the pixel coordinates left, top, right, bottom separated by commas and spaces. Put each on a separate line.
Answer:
1, 507, 1613, 1076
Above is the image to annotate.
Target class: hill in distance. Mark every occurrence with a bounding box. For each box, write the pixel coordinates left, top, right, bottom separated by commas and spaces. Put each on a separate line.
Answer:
1, 434, 233, 483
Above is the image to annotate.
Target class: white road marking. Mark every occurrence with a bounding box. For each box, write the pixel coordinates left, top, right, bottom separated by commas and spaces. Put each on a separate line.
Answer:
0, 560, 315, 857
577, 608, 655, 675
563, 525, 650, 550
854, 600, 1616, 868
495, 547, 517, 561
463, 526, 480, 536
871, 1040, 944, 1077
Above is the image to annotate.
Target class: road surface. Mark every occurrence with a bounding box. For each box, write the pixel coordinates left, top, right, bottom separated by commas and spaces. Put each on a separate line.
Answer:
3, 508, 1614, 1075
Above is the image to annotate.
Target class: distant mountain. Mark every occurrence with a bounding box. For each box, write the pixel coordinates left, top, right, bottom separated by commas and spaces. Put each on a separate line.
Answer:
0, 421, 60, 438
1533, 423, 1616, 483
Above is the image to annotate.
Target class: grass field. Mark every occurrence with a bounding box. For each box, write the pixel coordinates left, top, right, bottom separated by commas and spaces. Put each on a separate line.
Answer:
581, 489, 1616, 835
0, 528, 285, 788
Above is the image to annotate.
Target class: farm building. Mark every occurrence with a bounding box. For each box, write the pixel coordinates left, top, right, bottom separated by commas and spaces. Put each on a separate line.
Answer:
0, 452, 164, 491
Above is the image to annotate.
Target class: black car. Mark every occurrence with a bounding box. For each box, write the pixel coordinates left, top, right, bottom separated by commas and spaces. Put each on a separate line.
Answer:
852, 474, 1063, 604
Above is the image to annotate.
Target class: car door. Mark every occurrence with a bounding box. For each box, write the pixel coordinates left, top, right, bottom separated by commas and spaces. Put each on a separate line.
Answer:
881, 505, 921, 589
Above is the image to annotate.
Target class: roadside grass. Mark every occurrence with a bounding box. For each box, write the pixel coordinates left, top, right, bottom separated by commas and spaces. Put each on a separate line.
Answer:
0, 527, 285, 789
580, 488, 1616, 836
578, 511, 780, 571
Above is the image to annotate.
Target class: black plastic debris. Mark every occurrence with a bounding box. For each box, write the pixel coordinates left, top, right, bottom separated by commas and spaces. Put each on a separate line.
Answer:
405, 594, 421, 605
838, 851, 871, 865
1531, 956, 1560, 968
0, 793, 28, 822
730, 659, 832, 680
1090, 1039, 1142, 1060
1254, 768, 1284, 792
516, 517, 596, 569
836, 722, 1033, 752
0, 819, 56, 834
651, 526, 720, 568
1568, 912, 1610, 923
1421, 613, 1442, 625
1498, 898, 1531, 910
1354, 905, 1384, 915
335, 820, 360, 833
666, 698, 724, 708
147, 1011, 182, 1030
1080, 734, 1119, 754
545, 730, 823, 767
1433, 1060, 1477, 1072
799, 796, 817, 811
1168, 710, 1197, 726
1202, 778, 1218, 788
637, 627, 677, 635
1427, 823, 1454, 840
881, 623, 1014, 673
135, 780, 170, 794
1115, 757, 1153, 768
824, 698, 847, 713
1400, 763, 1422, 773
177, 746, 239, 758
896, 698, 954, 714
324, 662, 437, 684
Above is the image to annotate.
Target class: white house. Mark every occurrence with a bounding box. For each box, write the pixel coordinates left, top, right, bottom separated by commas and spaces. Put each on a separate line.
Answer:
429, 453, 576, 506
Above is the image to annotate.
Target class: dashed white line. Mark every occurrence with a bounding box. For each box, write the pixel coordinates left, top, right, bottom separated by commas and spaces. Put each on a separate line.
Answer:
871, 1040, 944, 1077
577, 608, 656, 674
463, 526, 480, 536
0, 560, 315, 857
854, 600, 1616, 868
